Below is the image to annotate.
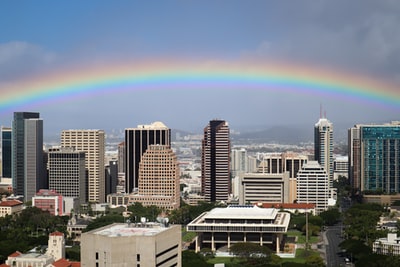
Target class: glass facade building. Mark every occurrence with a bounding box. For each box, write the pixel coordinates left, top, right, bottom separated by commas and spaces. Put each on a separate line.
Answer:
349, 122, 400, 193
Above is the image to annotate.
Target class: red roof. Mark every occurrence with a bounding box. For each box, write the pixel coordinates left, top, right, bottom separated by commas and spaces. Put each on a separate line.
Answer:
258, 203, 316, 209
0, 200, 23, 207
50, 231, 64, 236
0, 263, 10, 267
8, 251, 22, 257
52, 259, 80, 267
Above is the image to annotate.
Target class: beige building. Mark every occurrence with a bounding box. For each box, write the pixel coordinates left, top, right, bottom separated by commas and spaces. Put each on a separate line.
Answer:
127, 145, 179, 210
81, 223, 181, 267
61, 130, 105, 203
239, 172, 290, 205
46, 231, 65, 261
0, 200, 23, 217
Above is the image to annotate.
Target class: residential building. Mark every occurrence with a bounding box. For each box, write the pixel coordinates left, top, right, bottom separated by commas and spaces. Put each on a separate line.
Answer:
81, 223, 181, 267
125, 122, 171, 194
48, 147, 87, 204
187, 205, 290, 253
239, 172, 290, 205
12, 112, 41, 200
1, 126, 12, 179
202, 119, 230, 202
296, 161, 330, 214
61, 129, 105, 203
0, 200, 23, 217
128, 144, 180, 210
314, 117, 334, 184
349, 121, 400, 193
32, 189, 64, 216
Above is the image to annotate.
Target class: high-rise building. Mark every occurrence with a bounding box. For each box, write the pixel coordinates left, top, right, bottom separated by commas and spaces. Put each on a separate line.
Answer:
201, 119, 231, 202
314, 117, 334, 184
125, 122, 170, 194
349, 121, 400, 193
105, 160, 118, 196
61, 130, 105, 203
296, 161, 330, 214
231, 148, 248, 177
48, 147, 87, 204
12, 112, 42, 200
128, 144, 180, 210
1, 126, 12, 179
24, 118, 45, 201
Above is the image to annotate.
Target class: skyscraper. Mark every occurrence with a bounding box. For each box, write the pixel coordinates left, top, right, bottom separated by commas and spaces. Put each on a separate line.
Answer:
129, 144, 180, 210
48, 147, 87, 204
12, 112, 44, 201
125, 122, 170, 194
349, 121, 400, 193
296, 161, 329, 214
61, 130, 105, 203
202, 119, 231, 202
1, 126, 12, 179
314, 117, 334, 184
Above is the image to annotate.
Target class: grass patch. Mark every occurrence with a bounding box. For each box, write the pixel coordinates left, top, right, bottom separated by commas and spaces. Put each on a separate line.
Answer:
207, 257, 241, 265
287, 230, 319, 244
182, 227, 197, 242
281, 249, 320, 264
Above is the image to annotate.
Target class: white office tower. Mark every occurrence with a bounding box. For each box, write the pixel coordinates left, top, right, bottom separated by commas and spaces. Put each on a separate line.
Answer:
296, 161, 330, 214
61, 130, 105, 203
314, 117, 334, 186
231, 148, 248, 177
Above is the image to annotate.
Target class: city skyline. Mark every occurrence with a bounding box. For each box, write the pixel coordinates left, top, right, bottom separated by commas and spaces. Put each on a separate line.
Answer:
0, 1, 399, 134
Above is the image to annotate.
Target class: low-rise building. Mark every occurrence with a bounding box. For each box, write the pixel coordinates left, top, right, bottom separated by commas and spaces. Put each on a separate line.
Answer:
5, 251, 54, 267
81, 222, 181, 267
0, 200, 23, 217
187, 205, 290, 253
373, 233, 400, 256
32, 189, 64, 216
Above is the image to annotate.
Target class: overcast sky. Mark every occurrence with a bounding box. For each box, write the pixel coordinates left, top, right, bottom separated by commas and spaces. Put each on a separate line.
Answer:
0, 1, 399, 136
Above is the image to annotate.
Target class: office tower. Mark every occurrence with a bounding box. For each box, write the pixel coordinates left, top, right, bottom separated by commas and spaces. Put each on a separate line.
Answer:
239, 172, 290, 204
61, 130, 105, 203
105, 159, 118, 196
349, 122, 400, 193
24, 118, 45, 201
1, 127, 12, 178
118, 141, 125, 174
129, 144, 180, 210
12, 112, 41, 199
48, 147, 87, 204
333, 156, 348, 181
296, 161, 329, 214
231, 148, 248, 177
201, 119, 231, 202
314, 117, 334, 184
125, 122, 171, 194
256, 152, 308, 203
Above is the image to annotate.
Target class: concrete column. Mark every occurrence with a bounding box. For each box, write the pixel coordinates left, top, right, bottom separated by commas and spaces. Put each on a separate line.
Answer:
276, 235, 280, 253
228, 232, 231, 249
244, 232, 246, 242
211, 233, 215, 252
260, 233, 263, 246
195, 235, 200, 253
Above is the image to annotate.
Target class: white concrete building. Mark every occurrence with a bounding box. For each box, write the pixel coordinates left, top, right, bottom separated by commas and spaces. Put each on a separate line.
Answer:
187, 205, 290, 253
296, 161, 330, 214
373, 233, 400, 256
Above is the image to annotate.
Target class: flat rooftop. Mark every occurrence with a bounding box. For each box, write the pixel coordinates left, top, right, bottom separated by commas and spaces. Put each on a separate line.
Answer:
92, 223, 169, 237
204, 205, 278, 220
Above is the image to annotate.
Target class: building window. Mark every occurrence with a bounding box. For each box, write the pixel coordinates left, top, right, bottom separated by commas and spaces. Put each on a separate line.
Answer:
137, 254, 140, 261
96, 252, 99, 260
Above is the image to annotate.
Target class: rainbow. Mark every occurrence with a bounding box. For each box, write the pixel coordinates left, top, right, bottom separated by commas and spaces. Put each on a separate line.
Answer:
0, 60, 399, 113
